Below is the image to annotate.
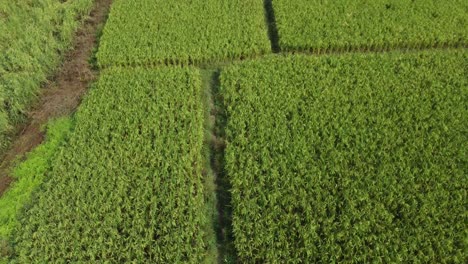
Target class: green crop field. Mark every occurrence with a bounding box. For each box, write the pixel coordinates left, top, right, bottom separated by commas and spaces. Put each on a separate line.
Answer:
221, 51, 467, 263
1, 0, 467, 263
97, 0, 270, 67
0, 0, 93, 152
12, 67, 214, 262
273, 0, 468, 52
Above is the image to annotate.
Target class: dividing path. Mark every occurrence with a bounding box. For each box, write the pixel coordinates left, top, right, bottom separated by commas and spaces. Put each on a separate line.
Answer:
0, 0, 113, 197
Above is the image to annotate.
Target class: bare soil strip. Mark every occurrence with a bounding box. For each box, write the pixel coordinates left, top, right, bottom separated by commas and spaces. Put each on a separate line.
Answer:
0, 176, 13, 198
0, 0, 113, 197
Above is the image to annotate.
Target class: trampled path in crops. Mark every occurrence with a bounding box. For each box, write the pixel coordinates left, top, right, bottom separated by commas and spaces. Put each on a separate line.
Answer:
0, 0, 113, 197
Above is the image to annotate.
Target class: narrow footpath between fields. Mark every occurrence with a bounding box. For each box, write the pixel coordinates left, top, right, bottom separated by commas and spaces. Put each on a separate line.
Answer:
0, 0, 113, 197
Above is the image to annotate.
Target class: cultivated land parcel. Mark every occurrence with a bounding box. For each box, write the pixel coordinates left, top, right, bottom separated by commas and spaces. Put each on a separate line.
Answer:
273, 0, 468, 52
0, 0, 467, 263
97, 0, 270, 67
221, 50, 467, 263
14, 68, 214, 262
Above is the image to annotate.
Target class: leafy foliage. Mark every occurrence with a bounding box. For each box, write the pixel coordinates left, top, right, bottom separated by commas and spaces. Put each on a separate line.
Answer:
0, 0, 93, 153
221, 51, 468, 263
272, 0, 468, 52
13, 67, 214, 263
97, 0, 270, 67
0, 117, 72, 262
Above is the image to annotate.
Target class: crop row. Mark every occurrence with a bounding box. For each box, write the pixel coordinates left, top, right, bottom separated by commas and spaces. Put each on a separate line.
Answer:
13, 67, 214, 262
272, 0, 468, 53
97, 0, 270, 67
221, 50, 467, 263
0, 0, 94, 153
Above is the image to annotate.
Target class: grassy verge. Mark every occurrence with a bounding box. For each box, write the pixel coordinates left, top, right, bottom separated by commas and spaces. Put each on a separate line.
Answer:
0, 117, 73, 262
0, 0, 94, 154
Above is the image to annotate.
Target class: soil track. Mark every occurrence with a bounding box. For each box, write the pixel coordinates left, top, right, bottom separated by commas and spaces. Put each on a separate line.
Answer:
0, 0, 112, 197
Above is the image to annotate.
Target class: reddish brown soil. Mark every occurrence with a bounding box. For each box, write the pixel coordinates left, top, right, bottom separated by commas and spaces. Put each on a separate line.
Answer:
0, 176, 13, 197
0, 0, 112, 197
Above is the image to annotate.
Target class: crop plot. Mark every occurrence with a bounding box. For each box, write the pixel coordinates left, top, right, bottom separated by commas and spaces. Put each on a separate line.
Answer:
97, 0, 270, 67
13, 67, 213, 262
221, 50, 467, 263
272, 0, 468, 52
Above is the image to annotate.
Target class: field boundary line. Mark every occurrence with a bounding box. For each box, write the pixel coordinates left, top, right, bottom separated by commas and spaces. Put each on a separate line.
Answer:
96, 45, 468, 70
201, 68, 239, 263
264, 0, 281, 53
0, 0, 112, 200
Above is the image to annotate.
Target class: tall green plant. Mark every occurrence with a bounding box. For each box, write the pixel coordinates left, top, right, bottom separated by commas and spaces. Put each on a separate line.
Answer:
13, 67, 215, 263
273, 0, 468, 53
97, 0, 270, 67
221, 50, 468, 263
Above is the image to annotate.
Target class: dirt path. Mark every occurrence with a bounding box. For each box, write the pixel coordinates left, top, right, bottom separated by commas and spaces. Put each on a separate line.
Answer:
0, 0, 112, 197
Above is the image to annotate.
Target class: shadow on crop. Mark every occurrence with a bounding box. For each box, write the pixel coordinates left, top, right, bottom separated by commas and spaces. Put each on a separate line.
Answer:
201, 69, 238, 263
264, 0, 281, 53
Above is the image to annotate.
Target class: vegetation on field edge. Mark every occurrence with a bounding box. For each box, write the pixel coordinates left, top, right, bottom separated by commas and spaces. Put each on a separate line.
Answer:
0, 117, 73, 262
